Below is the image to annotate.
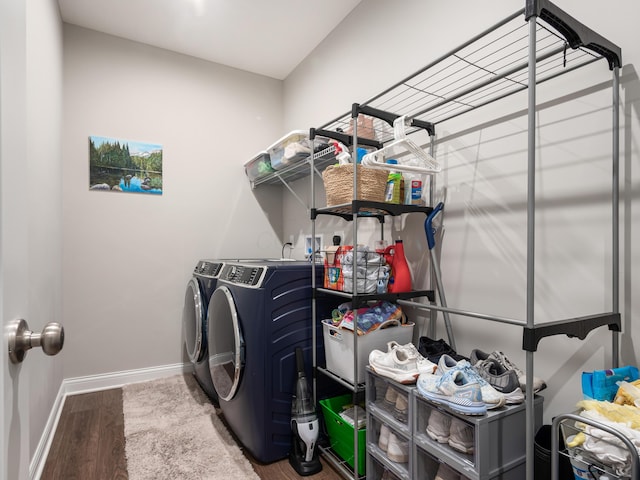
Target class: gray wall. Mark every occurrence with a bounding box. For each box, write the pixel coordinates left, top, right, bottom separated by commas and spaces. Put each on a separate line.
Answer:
62, 25, 285, 378
282, 0, 640, 422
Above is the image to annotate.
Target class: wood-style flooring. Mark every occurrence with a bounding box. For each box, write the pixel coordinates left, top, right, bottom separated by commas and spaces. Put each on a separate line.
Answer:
41, 387, 342, 480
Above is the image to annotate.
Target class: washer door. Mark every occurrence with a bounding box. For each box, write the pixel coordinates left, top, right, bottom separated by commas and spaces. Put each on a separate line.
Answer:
182, 277, 205, 363
207, 286, 244, 402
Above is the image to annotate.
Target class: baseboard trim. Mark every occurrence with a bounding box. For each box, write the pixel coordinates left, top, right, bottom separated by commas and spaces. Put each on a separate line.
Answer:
30, 362, 193, 479
63, 362, 192, 396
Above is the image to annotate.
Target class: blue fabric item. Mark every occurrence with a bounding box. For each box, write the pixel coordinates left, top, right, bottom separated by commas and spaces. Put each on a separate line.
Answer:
582, 365, 640, 402
338, 301, 403, 334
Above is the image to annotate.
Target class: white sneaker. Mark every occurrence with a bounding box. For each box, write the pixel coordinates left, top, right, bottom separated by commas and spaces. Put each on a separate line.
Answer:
435, 463, 460, 480
387, 341, 437, 374
448, 417, 474, 454
393, 391, 408, 423
369, 347, 423, 383
386, 433, 409, 463
426, 409, 451, 443
437, 354, 505, 409
378, 424, 390, 452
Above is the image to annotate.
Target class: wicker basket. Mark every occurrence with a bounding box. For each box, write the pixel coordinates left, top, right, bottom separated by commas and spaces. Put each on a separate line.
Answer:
322, 164, 389, 206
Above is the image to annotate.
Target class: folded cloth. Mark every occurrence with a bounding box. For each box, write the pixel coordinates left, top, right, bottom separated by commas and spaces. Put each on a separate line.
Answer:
339, 301, 403, 334
578, 407, 640, 477
339, 405, 366, 429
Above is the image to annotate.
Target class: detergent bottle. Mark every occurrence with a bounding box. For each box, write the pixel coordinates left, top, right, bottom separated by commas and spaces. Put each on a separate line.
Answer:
383, 240, 412, 293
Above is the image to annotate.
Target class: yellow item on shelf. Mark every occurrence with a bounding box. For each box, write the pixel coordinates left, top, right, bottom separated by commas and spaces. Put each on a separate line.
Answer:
577, 399, 640, 429
614, 378, 640, 406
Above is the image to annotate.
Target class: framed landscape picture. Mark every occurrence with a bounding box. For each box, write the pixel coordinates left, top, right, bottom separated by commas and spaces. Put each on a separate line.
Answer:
89, 136, 163, 195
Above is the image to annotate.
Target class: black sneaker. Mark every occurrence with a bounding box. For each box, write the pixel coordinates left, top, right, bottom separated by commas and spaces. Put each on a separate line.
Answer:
418, 337, 469, 364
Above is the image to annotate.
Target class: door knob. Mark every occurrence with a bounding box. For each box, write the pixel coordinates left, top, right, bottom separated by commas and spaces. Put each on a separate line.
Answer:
7, 318, 65, 364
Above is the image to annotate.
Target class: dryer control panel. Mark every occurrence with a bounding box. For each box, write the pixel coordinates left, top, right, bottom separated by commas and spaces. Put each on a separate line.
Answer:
194, 260, 223, 278
220, 264, 266, 288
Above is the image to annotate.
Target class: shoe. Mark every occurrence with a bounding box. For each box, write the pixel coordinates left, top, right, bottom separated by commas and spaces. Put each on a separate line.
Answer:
448, 417, 474, 454
435, 463, 460, 480
470, 349, 547, 393
474, 358, 524, 404
426, 409, 451, 443
382, 385, 398, 413
378, 424, 390, 452
418, 336, 469, 364
386, 433, 409, 463
387, 341, 437, 374
393, 391, 408, 423
369, 345, 424, 384
437, 355, 505, 409
417, 368, 487, 416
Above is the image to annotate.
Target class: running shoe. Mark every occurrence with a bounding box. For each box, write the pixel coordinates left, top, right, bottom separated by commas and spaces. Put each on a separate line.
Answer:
470, 349, 547, 393
437, 354, 505, 409
435, 462, 461, 480
378, 424, 390, 452
448, 417, 474, 454
369, 343, 435, 383
426, 409, 451, 443
387, 341, 437, 374
386, 433, 409, 463
473, 358, 524, 404
418, 336, 469, 364
417, 369, 487, 416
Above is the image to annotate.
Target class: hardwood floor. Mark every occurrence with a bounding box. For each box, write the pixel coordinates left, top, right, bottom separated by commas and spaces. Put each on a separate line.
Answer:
41, 387, 342, 480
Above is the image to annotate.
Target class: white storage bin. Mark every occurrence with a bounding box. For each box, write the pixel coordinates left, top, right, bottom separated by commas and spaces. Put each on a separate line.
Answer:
322, 319, 414, 384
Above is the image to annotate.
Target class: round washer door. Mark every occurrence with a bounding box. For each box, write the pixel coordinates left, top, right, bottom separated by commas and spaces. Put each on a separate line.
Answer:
207, 285, 244, 402
182, 277, 205, 363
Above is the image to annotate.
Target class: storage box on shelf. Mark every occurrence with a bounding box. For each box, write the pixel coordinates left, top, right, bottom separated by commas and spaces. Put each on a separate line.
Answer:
320, 394, 368, 477
413, 392, 544, 480
368, 455, 405, 480
267, 130, 330, 171
322, 320, 415, 385
367, 415, 411, 480
365, 368, 413, 435
244, 151, 273, 181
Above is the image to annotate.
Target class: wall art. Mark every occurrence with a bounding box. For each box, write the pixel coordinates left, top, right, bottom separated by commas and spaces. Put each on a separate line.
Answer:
89, 135, 163, 195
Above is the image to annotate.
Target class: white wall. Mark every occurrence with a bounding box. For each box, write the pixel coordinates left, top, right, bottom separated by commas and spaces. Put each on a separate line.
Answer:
26, 0, 64, 463
62, 25, 285, 378
282, 0, 640, 422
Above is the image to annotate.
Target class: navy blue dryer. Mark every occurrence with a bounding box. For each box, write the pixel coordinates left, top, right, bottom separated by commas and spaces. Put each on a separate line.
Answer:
182, 259, 224, 402
207, 260, 327, 464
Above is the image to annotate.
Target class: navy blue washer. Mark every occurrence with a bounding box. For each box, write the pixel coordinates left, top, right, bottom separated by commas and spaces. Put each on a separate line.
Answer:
182, 259, 224, 403
207, 260, 331, 464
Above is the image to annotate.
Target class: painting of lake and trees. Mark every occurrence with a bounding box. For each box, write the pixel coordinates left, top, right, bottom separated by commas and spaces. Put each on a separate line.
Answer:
89, 136, 163, 195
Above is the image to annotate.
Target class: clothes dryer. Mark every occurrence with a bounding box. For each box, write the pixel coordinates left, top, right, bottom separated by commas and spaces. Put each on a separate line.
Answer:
207, 260, 330, 464
182, 259, 224, 402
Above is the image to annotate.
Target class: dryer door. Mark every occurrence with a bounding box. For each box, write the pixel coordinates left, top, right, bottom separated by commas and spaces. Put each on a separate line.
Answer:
207, 285, 244, 402
182, 277, 205, 363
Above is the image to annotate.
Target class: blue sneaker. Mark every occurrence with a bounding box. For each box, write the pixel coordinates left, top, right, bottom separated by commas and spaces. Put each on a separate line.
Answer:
417, 369, 487, 416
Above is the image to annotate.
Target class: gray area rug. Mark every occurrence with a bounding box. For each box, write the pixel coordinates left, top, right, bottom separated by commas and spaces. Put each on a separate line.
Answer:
123, 374, 260, 480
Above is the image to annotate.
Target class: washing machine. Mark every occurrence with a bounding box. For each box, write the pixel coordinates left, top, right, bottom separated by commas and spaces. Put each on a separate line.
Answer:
207, 260, 331, 464
182, 259, 224, 402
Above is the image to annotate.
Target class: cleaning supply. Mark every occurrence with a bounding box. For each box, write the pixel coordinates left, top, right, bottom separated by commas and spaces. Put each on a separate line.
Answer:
383, 240, 412, 293
403, 172, 424, 205
384, 159, 404, 204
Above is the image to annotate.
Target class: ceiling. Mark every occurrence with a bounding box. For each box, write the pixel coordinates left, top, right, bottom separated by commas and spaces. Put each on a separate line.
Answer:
57, 0, 362, 80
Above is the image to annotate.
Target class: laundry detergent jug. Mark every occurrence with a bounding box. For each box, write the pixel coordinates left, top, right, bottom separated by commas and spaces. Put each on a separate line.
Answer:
383, 240, 412, 293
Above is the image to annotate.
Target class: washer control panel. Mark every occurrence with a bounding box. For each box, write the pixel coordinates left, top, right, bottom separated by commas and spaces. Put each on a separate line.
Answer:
194, 260, 224, 278
220, 264, 266, 288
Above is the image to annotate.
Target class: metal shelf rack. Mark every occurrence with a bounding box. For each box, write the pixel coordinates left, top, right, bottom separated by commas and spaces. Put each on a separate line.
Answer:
308, 2, 622, 479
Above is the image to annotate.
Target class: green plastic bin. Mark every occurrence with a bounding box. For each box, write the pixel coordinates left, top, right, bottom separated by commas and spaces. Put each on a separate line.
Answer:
319, 394, 366, 476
